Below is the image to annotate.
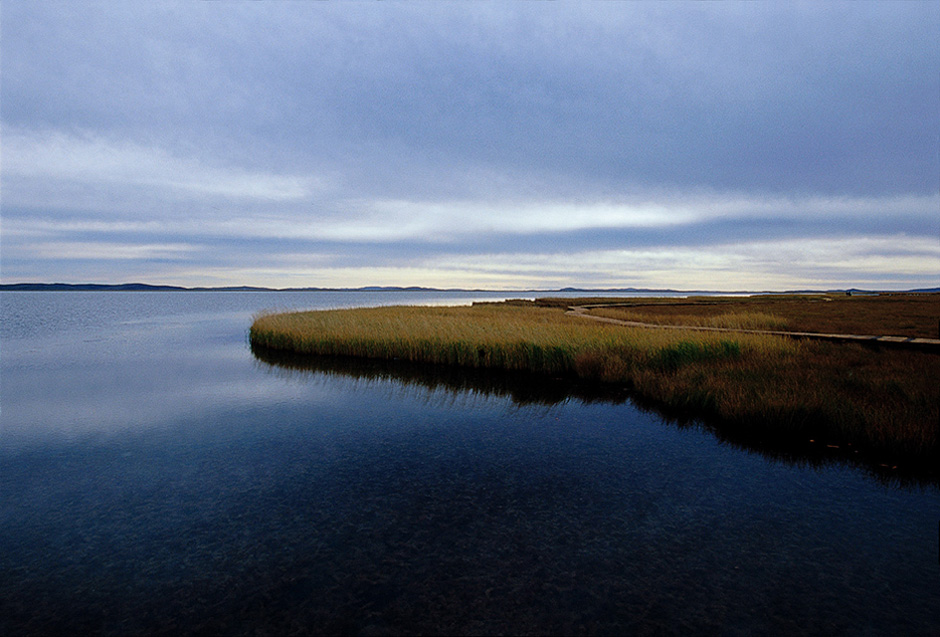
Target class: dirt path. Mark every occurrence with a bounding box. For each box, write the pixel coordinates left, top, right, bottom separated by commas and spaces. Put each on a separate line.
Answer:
566, 305, 940, 352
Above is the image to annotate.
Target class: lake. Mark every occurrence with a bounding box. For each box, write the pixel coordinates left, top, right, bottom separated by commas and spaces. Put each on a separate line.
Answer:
1, 291, 937, 635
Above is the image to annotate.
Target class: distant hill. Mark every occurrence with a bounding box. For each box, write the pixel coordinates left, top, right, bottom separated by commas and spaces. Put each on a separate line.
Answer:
0, 283, 463, 292
2, 282, 937, 294
0, 283, 684, 293
0, 283, 189, 291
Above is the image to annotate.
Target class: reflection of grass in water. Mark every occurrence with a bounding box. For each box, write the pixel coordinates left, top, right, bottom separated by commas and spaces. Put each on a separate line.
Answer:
251, 343, 632, 407
251, 344, 938, 488
250, 303, 939, 467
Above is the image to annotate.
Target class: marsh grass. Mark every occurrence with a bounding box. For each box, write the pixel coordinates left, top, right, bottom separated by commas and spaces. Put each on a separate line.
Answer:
251, 302, 938, 464
589, 309, 790, 330
250, 305, 790, 376
560, 292, 940, 338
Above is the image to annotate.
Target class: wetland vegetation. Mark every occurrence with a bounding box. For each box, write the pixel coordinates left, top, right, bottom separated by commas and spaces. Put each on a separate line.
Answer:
565, 291, 940, 338
251, 293, 939, 475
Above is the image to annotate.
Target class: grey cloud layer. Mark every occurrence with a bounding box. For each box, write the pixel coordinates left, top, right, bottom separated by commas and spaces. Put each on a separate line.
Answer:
2, 2, 937, 288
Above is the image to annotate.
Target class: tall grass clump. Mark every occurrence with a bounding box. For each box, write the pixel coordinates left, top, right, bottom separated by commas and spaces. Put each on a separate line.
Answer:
649, 340, 742, 372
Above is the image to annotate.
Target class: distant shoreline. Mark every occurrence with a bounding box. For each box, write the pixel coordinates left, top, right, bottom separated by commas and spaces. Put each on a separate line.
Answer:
2, 282, 937, 294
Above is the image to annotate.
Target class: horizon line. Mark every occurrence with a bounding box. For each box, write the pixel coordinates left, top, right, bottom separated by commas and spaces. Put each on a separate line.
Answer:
2, 282, 937, 295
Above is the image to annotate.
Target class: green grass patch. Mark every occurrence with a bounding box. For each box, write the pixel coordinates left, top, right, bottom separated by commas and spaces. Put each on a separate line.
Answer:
650, 340, 741, 372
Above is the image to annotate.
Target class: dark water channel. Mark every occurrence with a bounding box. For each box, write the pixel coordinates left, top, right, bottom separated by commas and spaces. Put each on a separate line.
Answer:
1, 292, 937, 635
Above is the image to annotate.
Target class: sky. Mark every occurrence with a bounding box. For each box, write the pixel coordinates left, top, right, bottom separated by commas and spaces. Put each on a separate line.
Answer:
1, 2, 938, 291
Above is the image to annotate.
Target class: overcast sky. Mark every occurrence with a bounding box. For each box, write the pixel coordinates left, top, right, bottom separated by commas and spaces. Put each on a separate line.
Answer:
2, 2, 938, 290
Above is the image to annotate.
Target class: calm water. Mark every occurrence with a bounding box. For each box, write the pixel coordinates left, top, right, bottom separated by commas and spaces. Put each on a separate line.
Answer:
1, 292, 937, 635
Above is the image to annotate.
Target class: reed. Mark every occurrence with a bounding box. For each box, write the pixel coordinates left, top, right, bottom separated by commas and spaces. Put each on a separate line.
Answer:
251, 305, 790, 375
250, 302, 938, 464
589, 308, 790, 330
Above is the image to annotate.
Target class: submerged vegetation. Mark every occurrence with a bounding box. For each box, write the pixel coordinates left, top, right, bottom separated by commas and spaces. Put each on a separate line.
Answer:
250, 295, 939, 470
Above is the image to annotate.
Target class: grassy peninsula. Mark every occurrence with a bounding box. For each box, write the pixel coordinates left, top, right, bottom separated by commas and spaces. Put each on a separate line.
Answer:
250, 294, 939, 469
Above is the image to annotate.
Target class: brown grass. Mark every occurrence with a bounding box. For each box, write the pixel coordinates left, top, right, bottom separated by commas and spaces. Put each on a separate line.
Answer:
547, 292, 940, 338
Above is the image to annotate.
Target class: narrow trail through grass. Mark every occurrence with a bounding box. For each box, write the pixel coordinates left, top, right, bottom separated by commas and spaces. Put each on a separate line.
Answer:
567, 304, 940, 351
549, 292, 939, 339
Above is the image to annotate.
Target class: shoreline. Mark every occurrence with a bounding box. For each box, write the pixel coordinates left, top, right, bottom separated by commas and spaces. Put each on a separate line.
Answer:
250, 296, 939, 475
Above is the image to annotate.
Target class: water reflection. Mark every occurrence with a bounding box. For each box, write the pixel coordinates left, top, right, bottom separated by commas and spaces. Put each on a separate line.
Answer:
252, 344, 940, 489
4, 291, 937, 635
252, 342, 633, 407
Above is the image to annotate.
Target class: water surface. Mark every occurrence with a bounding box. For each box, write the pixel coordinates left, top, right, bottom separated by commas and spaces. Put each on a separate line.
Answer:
1, 292, 937, 635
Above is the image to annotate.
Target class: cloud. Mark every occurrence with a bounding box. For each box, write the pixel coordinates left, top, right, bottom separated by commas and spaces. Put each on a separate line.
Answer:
3, 129, 315, 206
5, 189, 933, 246
1, 3, 938, 289
22, 241, 198, 261
420, 235, 940, 291
6, 3, 937, 197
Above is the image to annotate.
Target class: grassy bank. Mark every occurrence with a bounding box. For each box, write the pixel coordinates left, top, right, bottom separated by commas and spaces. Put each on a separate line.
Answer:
250, 300, 939, 467
545, 292, 940, 338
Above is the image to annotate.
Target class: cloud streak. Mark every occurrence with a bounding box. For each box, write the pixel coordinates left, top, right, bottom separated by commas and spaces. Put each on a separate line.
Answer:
4, 129, 315, 204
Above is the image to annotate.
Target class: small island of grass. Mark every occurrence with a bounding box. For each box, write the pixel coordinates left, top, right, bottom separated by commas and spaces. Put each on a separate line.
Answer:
250, 294, 939, 473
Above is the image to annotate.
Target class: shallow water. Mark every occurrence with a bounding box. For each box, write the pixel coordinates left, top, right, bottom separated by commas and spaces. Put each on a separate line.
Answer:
1, 291, 938, 635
